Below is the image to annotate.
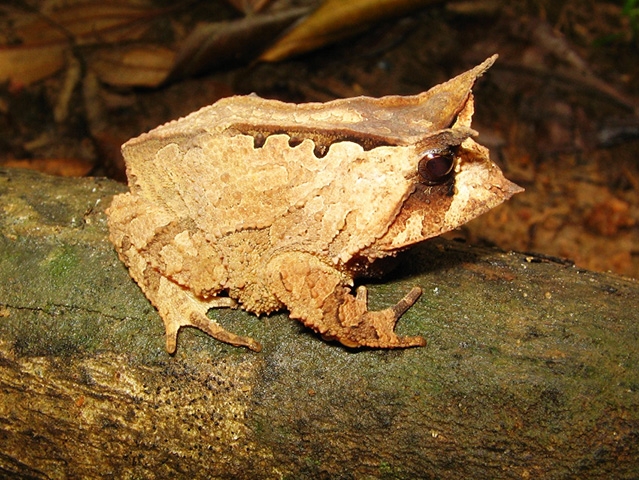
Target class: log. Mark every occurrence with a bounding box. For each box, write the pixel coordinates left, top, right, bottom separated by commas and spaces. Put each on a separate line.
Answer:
0, 167, 638, 479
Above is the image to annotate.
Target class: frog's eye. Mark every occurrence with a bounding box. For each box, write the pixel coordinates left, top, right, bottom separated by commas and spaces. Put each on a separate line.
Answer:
418, 149, 456, 185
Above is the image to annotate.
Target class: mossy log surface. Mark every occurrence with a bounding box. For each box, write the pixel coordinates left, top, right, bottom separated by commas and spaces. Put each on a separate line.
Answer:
1, 167, 638, 479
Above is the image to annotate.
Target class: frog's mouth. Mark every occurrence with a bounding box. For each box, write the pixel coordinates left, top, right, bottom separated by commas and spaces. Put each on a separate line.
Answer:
371, 180, 458, 254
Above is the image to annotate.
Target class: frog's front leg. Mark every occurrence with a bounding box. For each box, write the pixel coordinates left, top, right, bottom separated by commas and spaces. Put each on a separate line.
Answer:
267, 252, 426, 348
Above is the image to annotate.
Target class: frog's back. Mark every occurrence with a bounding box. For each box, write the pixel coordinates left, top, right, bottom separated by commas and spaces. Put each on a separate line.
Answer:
121, 100, 417, 249
118, 55, 497, 250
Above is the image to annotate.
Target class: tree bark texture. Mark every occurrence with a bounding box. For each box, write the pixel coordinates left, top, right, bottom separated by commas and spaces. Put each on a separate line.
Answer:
1, 167, 638, 479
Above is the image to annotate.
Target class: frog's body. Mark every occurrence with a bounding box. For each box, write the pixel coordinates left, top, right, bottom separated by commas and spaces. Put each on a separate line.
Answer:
106, 55, 522, 352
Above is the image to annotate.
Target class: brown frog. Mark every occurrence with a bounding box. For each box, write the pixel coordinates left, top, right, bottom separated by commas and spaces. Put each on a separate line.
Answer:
106, 55, 522, 353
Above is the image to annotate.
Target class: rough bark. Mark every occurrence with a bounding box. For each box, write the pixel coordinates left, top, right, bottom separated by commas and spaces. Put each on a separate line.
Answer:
0, 167, 637, 479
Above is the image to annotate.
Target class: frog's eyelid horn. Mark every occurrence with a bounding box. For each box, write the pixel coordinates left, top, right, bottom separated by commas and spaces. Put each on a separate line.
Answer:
415, 127, 476, 157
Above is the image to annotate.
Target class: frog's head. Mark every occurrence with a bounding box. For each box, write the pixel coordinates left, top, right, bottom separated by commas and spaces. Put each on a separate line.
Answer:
365, 128, 523, 257
309, 55, 523, 265
357, 61, 523, 259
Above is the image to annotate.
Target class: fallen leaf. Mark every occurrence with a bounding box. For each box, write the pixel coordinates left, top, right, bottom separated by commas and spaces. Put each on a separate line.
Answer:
0, 2, 162, 86
225, 0, 274, 15
91, 45, 176, 87
259, 0, 442, 62
0, 44, 67, 87
15, 3, 156, 46
166, 7, 309, 82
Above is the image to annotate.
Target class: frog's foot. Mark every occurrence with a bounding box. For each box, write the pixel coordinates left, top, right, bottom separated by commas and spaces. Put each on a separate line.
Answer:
334, 286, 426, 349
268, 252, 425, 349
156, 276, 262, 353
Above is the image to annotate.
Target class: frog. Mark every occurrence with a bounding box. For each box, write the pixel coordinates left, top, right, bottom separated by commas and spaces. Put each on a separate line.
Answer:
106, 55, 522, 353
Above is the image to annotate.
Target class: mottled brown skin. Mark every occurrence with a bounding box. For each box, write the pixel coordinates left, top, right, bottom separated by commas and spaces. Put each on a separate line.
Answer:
106, 55, 522, 353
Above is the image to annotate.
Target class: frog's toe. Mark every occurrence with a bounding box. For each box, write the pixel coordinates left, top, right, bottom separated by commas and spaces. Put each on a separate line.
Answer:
155, 276, 261, 352
161, 308, 261, 353
187, 311, 262, 352
336, 286, 426, 349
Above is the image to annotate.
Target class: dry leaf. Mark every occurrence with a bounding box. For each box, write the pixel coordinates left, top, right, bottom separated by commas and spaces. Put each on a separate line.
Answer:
166, 7, 309, 82
260, 0, 441, 62
16, 3, 155, 45
0, 3, 160, 86
91, 46, 176, 87
0, 44, 67, 87
225, 0, 273, 15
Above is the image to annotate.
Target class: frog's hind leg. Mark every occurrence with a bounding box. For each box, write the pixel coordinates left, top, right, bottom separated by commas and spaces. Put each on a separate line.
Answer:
154, 276, 262, 353
267, 252, 425, 349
